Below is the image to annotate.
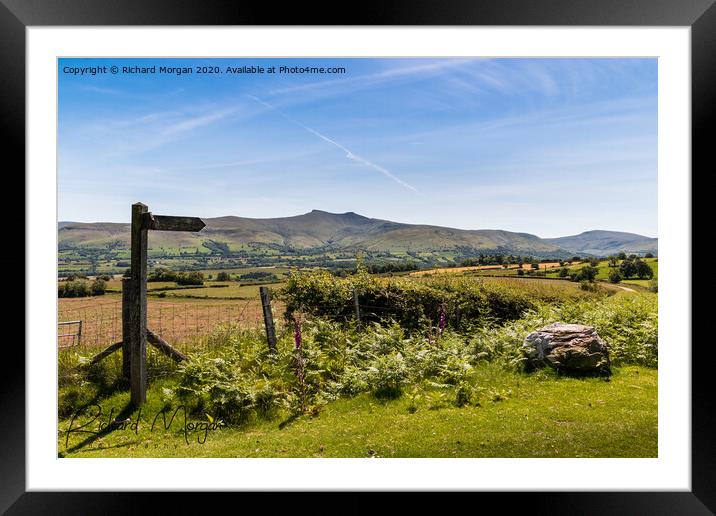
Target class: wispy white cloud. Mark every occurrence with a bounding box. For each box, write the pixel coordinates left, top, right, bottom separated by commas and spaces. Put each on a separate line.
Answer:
160, 107, 237, 137
249, 95, 419, 193
76, 84, 124, 95
79, 104, 245, 156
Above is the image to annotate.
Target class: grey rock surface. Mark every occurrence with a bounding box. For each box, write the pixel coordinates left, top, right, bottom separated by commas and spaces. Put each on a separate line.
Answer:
522, 322, 611, 376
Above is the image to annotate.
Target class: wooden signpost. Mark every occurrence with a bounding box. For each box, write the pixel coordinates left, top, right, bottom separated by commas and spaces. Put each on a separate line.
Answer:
84, 202, 205, 406
259, 286, 277, 353
128, 202, 205, 406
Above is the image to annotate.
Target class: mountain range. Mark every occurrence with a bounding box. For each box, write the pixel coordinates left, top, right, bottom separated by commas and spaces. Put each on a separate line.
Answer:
58, 210, 657, 259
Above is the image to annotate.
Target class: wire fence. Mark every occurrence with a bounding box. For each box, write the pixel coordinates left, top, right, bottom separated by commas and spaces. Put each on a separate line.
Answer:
57, 292, 453, 355
57, 296, 278, 353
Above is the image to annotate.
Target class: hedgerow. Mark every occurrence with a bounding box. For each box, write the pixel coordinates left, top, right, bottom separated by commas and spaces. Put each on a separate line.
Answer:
277, 270, 599, 331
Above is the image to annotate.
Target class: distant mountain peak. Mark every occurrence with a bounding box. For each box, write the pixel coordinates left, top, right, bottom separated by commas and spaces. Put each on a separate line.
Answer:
545, 230, 657, 256
309, 209, 362, 216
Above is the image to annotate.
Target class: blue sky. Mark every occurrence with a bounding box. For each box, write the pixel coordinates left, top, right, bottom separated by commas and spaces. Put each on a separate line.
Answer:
58, 58, 657, 238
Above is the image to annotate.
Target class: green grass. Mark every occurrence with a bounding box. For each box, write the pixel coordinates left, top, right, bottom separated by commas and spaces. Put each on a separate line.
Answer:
58, 364, 656, 458
552, 257, 658, 283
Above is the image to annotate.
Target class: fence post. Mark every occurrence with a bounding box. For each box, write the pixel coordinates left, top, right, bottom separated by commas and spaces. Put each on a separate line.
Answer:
121, 277, 131, 382
259, 286, 277, 353
129, 202, 148, 406
353, 289, 361, 329
77, 320, 83, 347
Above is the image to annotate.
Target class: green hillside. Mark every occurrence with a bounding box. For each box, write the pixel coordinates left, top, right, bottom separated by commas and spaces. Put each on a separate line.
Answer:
58, 210, 657, 274
544, 230, 657, 256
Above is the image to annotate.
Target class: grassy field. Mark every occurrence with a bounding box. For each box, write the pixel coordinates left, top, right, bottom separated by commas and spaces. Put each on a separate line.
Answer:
59, 364, 655, 458
545, 257, 658, 282
152, 283, 268, 299
58, 268, 657, 458
410, 261, 577, 276
413, 257, 658, 287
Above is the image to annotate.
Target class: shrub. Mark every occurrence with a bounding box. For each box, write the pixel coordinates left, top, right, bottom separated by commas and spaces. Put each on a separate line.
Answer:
148, 267, 178, 282
58, 280, 90, 298
619, 258, 653, 279
90, 279, 107, 296
619, 259, 637, 278
177, 271, 204, 286
216, 272, 231, 281
239, 271, 277, 281
64, 273, 88, 281
635, 260, 654, 279
365, 353, 408, 398
573, 265, 598, 282
608, 269, 623, 284
580, 280, 599, 292
175, 353, 263, 425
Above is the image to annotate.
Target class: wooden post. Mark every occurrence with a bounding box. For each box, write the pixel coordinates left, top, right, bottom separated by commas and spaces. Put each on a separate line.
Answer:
121, 277, 131, 382
89, 341, 123, 365
147, 329, 187, 362
129, 202, 148, 406
353, 289, 361, 329
259, 286, 277, 353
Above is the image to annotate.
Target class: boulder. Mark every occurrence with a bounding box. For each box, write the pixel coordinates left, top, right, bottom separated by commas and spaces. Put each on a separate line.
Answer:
522, 322, 611, 376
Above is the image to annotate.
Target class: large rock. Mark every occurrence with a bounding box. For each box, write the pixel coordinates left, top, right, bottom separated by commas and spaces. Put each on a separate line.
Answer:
522, 322, 611, 376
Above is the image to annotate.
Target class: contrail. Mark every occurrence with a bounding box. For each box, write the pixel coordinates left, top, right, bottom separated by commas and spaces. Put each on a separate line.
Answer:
248, 95, 419, 193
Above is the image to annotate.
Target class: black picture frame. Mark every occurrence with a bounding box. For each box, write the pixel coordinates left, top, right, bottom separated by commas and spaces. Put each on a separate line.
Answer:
5, 0, 711, 513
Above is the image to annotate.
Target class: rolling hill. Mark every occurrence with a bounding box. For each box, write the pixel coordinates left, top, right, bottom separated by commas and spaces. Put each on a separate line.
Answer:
58, 210, 657, 265
544, 230, 658, 256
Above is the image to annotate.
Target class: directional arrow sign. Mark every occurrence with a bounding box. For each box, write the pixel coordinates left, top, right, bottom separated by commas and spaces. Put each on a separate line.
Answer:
141, 213, 206, 232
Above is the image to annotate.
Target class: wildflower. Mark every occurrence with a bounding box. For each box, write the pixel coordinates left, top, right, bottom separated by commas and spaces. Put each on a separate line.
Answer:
293, 313, 307, 412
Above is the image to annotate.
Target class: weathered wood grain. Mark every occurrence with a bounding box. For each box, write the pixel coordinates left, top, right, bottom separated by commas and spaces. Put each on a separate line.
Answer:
89, 341, 123, 365
147, 329, 187, 362
141, 213, 205, 232
121, 277, 131, 381
259, 286, 277, 353
130, 202, 148, 406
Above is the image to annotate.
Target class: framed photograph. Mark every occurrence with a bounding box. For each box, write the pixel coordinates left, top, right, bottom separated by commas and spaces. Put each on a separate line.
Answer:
8, 0, 711, 512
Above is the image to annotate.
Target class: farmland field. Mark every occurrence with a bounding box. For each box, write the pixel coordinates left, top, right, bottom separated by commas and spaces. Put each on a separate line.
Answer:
58, 291, 273, 351
411, 261, 579, 276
